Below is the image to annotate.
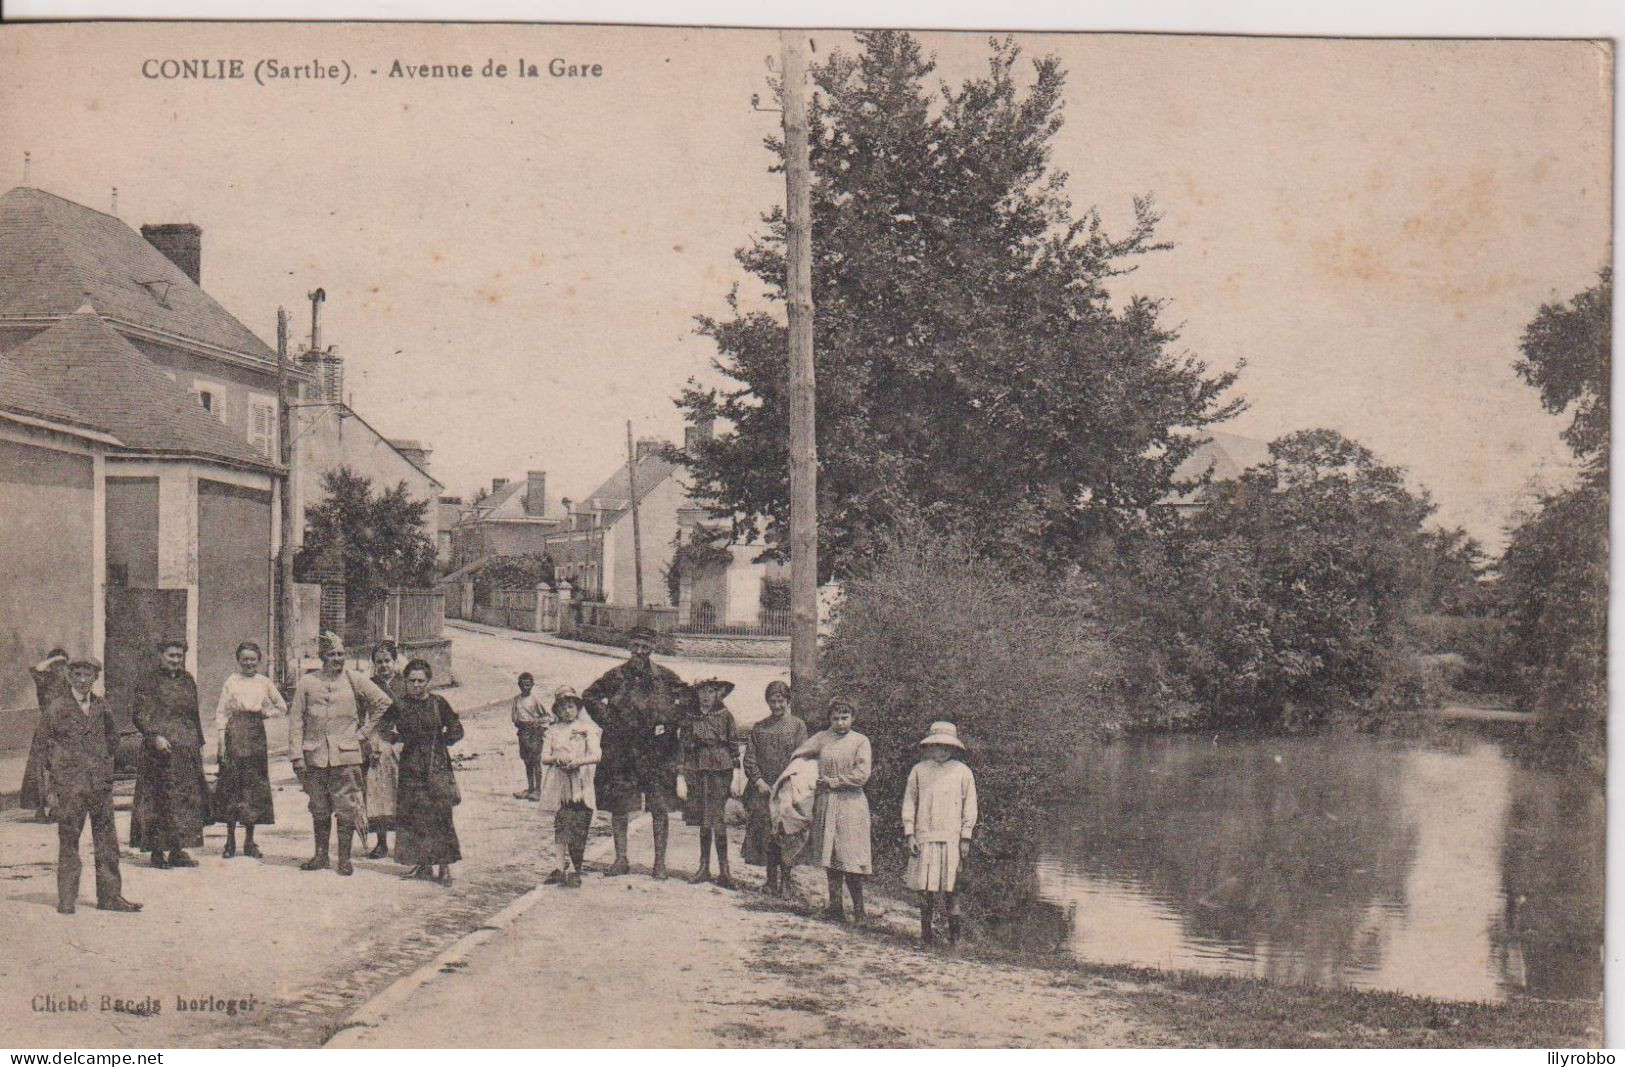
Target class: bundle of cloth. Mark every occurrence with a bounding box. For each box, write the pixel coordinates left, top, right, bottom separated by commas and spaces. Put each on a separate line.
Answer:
768, 758, 819, 866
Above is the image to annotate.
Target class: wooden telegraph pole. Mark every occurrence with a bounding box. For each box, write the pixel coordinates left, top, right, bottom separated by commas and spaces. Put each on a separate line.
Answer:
276, 307, 296, 687
625, 420, 646, 610
781, 32, 819, 718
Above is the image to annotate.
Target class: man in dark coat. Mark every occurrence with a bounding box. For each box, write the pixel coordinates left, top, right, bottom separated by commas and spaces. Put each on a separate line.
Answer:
583, 625, 696, 880
129, 639, 209, 868
21, 647, 71, 821
40, 656, 141, 915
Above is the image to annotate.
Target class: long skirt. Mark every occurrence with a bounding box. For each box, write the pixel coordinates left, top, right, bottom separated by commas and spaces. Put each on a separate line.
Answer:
129, 742, 209, 852
905, 841, 963, 892
742, 791, 774, 865
365, 742, 400, 831
394, 767, 460, 866
19, 720, 50, 809
683, 769, 731, 831
214, 716, 275, 825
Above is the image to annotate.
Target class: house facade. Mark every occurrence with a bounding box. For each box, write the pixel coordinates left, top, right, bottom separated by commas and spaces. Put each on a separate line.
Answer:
448, 470, 561, 571
0, 186, 291, 725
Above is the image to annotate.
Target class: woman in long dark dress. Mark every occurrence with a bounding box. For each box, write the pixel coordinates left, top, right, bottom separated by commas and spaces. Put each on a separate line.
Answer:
213, 641, 287, 858
375, 659, 463, 885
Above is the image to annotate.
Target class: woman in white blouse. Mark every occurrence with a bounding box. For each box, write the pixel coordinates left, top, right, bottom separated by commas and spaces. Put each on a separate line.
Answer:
214, 641, 288, 859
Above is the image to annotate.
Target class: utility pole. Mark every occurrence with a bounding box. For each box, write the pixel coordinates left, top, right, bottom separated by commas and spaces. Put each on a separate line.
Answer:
276, 307, 296, 687
781, 31, 820, 720
625, 420, 645, 610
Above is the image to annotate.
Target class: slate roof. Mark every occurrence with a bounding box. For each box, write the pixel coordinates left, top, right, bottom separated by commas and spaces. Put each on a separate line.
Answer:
0, 347, 106, 434
6, 308, 276, 469
0, 186, 276, 363
581, 452, 678, 515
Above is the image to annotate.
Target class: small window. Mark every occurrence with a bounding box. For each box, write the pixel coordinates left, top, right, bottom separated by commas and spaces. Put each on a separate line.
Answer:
198, 390, 214, 413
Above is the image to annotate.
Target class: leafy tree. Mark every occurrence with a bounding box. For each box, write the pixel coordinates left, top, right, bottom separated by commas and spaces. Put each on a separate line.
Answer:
1515, 268, 1611, 473
294, 467, 437, 624
473, 554, 555, 600
1500, 269, 1610, 762
1154, 430, 1442, 723
676, 31, 1242, 577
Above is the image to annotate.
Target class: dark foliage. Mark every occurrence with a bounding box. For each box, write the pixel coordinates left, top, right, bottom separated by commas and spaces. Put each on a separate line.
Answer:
675, 30, 1242, 578
293, 467, 437, 624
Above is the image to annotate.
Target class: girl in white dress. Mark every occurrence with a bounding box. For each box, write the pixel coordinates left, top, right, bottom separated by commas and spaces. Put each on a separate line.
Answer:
902, 721, 978, 945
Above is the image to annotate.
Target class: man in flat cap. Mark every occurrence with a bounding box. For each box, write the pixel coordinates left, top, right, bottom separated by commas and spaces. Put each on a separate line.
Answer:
129, 639, 210, 869
39, 655, 141, 914
584, 624, 697, 879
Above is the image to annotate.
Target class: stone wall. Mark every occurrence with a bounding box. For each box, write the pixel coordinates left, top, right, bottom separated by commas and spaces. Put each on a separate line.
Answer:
668, 633, 790, 662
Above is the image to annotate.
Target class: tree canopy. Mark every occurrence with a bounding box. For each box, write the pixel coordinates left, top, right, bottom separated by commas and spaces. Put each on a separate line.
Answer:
294, 467, 437, 622
675, 31, 1242, 577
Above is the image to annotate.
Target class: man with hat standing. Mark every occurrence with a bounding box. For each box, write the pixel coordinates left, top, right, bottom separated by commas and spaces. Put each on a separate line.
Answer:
583, 624, 697, 880
39, 655, 141, 914
129, 639, 210, 869
288, 632, 394, 876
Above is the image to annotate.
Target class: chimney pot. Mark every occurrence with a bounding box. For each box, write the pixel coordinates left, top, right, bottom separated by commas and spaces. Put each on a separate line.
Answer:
492, 477, 509, 493
140, 223, 203, 286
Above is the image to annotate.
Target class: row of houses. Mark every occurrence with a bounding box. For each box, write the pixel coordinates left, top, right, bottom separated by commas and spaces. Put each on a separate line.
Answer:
446, 421, 787, 630
0, 185, 442, 742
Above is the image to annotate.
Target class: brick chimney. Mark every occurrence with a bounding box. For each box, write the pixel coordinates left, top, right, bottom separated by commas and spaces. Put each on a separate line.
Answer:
683, 418, 715, 451
635, 437, 667, 462
140, 223, 202, 285
492, 477, 509, 494
525, 470, 547, 516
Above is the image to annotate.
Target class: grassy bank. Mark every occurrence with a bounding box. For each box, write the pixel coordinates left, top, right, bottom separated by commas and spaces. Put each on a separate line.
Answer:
755, 872, 1601, 1049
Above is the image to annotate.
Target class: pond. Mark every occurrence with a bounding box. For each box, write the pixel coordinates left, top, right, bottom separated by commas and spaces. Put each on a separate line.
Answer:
1028, 732, 1602, 1003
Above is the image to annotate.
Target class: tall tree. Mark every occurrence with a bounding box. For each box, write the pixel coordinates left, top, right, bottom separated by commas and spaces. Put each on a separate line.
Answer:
1153, 430, 1442, 722
677, 31, 1242, 576
1501, 269, 1610, 760
294, 467, 437, 624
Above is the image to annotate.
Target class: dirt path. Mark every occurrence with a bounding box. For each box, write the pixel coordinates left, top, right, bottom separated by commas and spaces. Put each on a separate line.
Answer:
329, 817, 1166, 1049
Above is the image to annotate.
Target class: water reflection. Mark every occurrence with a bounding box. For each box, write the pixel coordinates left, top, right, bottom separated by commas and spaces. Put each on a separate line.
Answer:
1033, 733, 1600, 1002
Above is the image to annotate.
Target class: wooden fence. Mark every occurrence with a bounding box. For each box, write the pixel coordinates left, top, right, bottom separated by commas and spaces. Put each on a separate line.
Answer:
347, 589, 445, 650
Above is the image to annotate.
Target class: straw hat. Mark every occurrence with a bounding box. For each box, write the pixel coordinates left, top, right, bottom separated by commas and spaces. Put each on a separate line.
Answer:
552, 685, 585, 711
917, 721, 966, 750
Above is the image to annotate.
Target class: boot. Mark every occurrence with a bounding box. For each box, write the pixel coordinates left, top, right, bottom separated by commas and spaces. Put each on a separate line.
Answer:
948, 915, 962, 946
97, 896, 142, 913
846, 874, 866, 924
689, 831, 712, 884
714, 835, 735, 890
223, 823, 237, 858
651, 814, 670, 881
823, 870, 845, 921
301, 815, 331, 871
764, 862, 780, 896
335, 821, 355, 876
920, 897, 936, 944
606, 816, 631, 876
168, 849, 198, 868
368, 832, 389, 860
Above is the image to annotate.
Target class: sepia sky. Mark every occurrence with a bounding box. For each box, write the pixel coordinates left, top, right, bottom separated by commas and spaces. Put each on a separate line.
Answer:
0, 23, 1610, 551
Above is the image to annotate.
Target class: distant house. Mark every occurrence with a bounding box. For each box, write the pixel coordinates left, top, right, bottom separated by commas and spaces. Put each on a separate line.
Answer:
449, 470, 562, 571
434, 495, 464, 568
0, 185, 292, 720
286, 355, 442, 556
1167, 430, 1273, 511
537, 441, 686, 607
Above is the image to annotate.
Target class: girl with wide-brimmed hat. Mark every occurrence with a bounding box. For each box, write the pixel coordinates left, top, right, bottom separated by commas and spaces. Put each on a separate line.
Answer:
679, 678, 740, 888
902, 721, 978, 945
539, 686, 600, 888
